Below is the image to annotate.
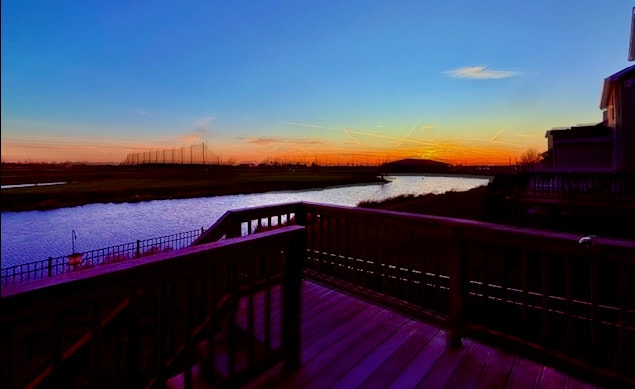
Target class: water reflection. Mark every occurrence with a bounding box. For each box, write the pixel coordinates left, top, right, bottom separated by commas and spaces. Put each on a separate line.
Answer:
1, 174, 490, 268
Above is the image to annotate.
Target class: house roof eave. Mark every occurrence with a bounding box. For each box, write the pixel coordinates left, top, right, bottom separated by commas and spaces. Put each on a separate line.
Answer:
600, 79, 611, 110
600, 64, 635, 109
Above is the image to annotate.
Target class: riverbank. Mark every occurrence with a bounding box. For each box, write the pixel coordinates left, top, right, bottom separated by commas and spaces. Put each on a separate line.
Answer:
1, 163, 385, 212
358, 185, 491, 221
359, 180, 633, 240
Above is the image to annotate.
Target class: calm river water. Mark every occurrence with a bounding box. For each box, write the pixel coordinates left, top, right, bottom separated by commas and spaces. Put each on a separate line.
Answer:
1, 174, 490, 269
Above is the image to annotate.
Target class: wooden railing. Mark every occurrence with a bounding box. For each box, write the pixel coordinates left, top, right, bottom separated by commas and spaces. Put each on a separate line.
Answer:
198, 202, 635, 387
514, 172, 635, 204
0, 226, 305, 389
1, 228, 205, 287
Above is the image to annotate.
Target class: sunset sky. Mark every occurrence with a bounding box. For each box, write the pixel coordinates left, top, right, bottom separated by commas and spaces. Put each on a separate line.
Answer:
1, 1, 633, 165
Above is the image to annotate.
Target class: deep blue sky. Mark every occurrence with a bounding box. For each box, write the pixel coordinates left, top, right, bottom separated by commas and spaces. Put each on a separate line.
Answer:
1, 1, 632, 164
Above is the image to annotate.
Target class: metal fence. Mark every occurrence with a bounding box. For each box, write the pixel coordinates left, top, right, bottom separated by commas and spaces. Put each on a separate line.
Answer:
1, 228, 205, 287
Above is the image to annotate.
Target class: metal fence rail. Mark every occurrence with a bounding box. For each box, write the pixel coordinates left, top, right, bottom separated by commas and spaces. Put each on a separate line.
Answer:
1, 228, 204, 287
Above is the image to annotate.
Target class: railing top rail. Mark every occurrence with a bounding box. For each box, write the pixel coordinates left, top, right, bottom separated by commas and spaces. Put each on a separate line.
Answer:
299, 201, 635, 248
1, 225, 305, 301
197, 200, 635, 252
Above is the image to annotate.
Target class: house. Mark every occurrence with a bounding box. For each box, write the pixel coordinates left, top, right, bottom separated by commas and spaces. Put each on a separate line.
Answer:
545, 64, 635, 173
600, 63, 635, 172
545, 123, 613, 172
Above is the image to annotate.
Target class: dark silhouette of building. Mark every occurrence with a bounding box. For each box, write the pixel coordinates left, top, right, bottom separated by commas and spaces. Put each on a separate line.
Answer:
545, 64, 635, 173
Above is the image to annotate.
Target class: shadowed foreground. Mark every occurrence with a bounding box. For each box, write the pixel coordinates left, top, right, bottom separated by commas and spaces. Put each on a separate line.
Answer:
168, 280, 601, 389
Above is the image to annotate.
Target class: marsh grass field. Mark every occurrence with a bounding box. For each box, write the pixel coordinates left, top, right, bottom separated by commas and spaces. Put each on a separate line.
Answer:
1, 163, 384, 212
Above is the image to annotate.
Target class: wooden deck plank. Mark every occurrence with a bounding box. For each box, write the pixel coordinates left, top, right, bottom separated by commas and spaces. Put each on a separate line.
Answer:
506, 356, 546, 389
212, 280, 606, 389
387, 331, 449, 389
473, 346, 517, 389
538, 366, 567, 389
329, 319, 421, 389
245, 296, 386, 389
356, 322, 440, 389
414, 339, 476, 388
445, 341, 495, 389
282, 307, 397, 388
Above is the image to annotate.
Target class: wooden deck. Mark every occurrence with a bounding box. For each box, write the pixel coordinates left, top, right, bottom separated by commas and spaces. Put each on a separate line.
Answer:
171, 279, 604, 389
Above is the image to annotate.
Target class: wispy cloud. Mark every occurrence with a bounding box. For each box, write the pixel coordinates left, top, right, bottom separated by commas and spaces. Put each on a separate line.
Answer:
182, 129, 211, 144
490, 129, 505, 142
514, 132, 542, 139
345, 129, 438, 147
195, 117, 215, 128
341, 127, 365, 148
395, 124, 435, 148
285, 121, 338, 130
241, 136, 324, 147
243, 137, 280, 146
135, 108, 148, 115
445, 66, 519, 79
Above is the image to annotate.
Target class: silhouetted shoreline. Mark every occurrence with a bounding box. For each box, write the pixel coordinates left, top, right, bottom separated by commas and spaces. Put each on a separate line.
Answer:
361, 178, 633, 240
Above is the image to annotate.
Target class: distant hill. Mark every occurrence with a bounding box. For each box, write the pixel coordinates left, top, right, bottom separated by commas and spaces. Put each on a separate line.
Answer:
380, 158, 451, 173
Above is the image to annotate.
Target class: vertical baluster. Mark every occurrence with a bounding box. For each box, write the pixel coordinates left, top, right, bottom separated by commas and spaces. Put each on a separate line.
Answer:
113, 313, 123, 388
373, 222, 383, 291
541, 254, 550, 346
184, 278, 194, 389
228, 266, 237, 376
564, 255, 574, 355
617, 262, 626, 376
1, 323, 15, 388
127, 290, 141, 388
326, 214, 333, 274
365, 222, 374, 289
156, 284, 167, 385
265, 253, 272, 351
318, 214, 325, 273
247, 257, 256, 366
418, 225, 428, 308
349, 216, 356, 283
500, 247, 511, 333
89, 302, 102, 387
520, 251, 529, 339
51, 313, 64, 386
590, 251, 599, 362
480, 243, 490, 328
433, 233, 443, 312
206, 265, 217, 385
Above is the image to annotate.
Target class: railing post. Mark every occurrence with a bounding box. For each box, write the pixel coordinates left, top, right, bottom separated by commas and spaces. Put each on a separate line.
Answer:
228, 213, 242, 238
282, 227, 305, 369
448, 227, 467, 348
48, 257, 53, 278
294, 204, 307, 226
136, 240, 141, 258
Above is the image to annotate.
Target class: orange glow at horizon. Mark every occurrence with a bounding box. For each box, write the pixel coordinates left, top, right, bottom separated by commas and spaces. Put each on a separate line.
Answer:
0, 136, 543, 167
